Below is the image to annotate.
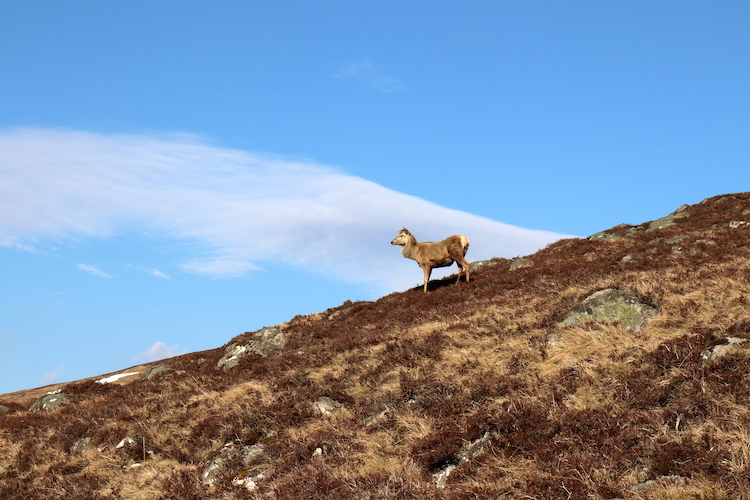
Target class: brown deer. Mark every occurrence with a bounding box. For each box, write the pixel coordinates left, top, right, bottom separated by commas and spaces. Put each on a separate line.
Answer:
390, 228, 471, 293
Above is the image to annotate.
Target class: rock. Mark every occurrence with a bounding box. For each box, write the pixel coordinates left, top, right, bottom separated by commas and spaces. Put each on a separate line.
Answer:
312, 440, 333, 458
71, 437, 91, 454
30, 392, 71, 411
508, 258, 534, 271
562, 289, 658, 333
0, 405, 9, 415
232, 465, 273, 491
117, 437, 138, 449
201, 442, 266, 485
434, 432, 492, 487
588, 230, 624, 241
729, 221, 748, 229
142, 364, 170, 380
217, 327, 287, 370
470, 259, 503, 271
646, 206, 689, 231
311, 396, 344, 416
701, 337, 749, 362
588, 224, 637, 241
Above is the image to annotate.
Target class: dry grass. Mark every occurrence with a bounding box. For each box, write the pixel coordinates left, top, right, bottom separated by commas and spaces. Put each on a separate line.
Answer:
3, 193, 750, 499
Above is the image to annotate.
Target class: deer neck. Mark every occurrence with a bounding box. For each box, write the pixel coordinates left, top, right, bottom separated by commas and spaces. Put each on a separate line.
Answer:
400, 237, 419, 259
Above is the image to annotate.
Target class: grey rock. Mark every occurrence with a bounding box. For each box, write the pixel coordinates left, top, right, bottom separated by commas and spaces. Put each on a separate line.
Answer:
30, 392, 71, 411
508, 258, 534, 271
469, 259, 503, 271
0, 405, 9, 415
434, 432, 492, 487
217, 327, 287, 370
588, 224, 637, 241
588, 231, 623, 241
202, 442, 266, 485
562, 288, 658, 333
71, 437, 91, 454
142, 364, 170, 380
646, 206, 689, 231
312, 396, 344, 416
701, 337, 749, 362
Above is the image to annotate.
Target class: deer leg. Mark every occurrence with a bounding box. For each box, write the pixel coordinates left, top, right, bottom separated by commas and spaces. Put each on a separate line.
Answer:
456, 258, 470, 284
423, 266, 432, 293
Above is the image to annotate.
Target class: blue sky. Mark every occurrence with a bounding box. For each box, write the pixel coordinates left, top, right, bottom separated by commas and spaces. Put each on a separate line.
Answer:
1, 2, 749, 394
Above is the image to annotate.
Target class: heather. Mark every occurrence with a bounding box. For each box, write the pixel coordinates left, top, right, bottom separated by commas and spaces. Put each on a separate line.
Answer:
3, 193, 750, 499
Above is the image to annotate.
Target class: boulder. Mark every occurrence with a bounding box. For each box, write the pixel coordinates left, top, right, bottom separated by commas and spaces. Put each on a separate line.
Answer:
142, 364, 171, 380
217, 327, 287, 370
508, 258, 534, 271
311, 396, 344, 416
562, 289, 658, 333
701, 337, 749, 362
30, 392, 71, 411
470, 259, 503, 271
646, 205, 689, 231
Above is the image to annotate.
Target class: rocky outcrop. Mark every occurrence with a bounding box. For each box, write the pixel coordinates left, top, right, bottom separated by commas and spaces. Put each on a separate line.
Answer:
30, 392, 70, 411
469, 259, 503, 271
508, 258, 534, 271
646, 205, 689, 231
562, 289, 658, 333
217, 327, 287, 370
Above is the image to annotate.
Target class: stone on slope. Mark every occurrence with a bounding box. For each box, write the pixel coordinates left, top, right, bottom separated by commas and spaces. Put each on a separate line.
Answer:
562, 288, 657, 333
217, 327, 287, 370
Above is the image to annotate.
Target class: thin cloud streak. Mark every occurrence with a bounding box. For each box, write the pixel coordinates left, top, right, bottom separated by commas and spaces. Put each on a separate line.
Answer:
77, 263, 113, 278
335, 59, 406, 93
0, 128, 571, 292
130, 265, 171, 279
133, 341, 183, 362
41, 366, 64, 385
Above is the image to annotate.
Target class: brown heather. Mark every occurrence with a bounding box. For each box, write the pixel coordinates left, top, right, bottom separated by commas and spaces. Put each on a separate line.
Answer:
3, 193, 750, 499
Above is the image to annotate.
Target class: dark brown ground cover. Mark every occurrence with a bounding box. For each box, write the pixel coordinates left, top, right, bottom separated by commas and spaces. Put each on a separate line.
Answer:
2, 193, 750, 499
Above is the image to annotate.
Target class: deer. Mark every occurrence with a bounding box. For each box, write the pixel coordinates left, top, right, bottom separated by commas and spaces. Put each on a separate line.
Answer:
390, 228, 471, 293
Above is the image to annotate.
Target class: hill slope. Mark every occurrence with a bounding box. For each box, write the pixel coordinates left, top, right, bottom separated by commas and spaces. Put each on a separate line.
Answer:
3, 193, 750, 499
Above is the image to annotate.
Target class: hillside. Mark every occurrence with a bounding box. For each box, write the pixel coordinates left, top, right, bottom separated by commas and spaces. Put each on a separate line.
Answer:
3, 193, 750, 499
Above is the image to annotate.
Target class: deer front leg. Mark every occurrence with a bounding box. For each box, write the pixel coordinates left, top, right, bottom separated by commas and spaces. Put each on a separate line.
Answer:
456, 257, 471, 284
422, 266, 432, 293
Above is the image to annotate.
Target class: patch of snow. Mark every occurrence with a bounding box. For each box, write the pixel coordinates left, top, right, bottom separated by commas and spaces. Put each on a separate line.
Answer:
97, 372, 140, 384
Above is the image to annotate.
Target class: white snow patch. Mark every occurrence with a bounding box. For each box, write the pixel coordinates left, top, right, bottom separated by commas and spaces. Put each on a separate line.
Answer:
97, 372, 140, 384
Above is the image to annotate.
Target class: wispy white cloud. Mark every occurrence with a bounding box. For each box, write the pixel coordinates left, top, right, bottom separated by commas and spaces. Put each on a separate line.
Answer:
41, 365, 64, 385
133, 341, 183, 363
77, 263, 113, 278
335, 58, 406, 93
148, 269, 171, 279
0, 128, 571, 292
130, 265, 171, 279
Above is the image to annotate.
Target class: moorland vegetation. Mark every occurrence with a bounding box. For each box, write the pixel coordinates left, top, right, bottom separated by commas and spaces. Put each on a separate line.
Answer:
2, 193, 750, 499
